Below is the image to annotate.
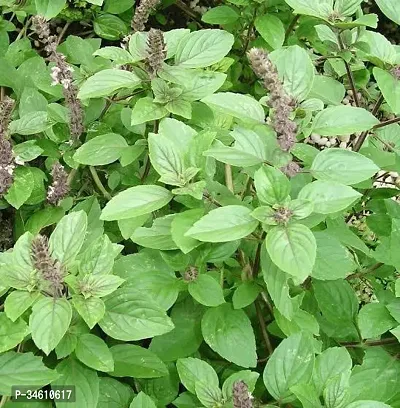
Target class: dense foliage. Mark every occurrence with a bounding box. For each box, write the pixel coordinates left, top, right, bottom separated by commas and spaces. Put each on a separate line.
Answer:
0, 0, 400, 406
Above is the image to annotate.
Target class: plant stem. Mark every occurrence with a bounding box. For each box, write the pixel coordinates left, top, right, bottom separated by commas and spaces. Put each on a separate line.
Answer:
57, 22, 70, 44
225, 164, 234, 193
373, 116, 400, 130
16, 16, 32, 41
284, 14, 300, 43
89, 167, 112, 201
242, 7, 258, 56
175, 0, 204, 25
342, 337, 398, 348
141, 120, 158, 182
252, 231, 266, 279
346, 262, 384, 280
255, 300, 273, 356
67, 168, 78, 186
337, 34, 359, 107
0, 395, 9, 407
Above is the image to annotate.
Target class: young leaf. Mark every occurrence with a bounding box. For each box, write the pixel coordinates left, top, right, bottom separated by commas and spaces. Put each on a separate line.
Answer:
254, 164, 290, 205
100, 185, 173, 221
176, 357, 219, 394
129, 392, 157, 408
186, 205, 258, 242
188, 274, 225, 307
202, 6, 239, 25
49, 211, 88, 268
71, 296, 106, 329
266, 224, 317, 282
201, 303, 257, 368
171, 209, 203, 254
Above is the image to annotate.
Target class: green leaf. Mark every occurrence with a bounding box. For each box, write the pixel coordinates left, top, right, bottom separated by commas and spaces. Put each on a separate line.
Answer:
202, 6, 239, 24
175, 29, 234, 68
312, 106, 379, 136
290, 383, 322, 408
201, 303, 257, 368
79, 235, 116, 276
313, 347, 352, 394
313, 279, 358, 326
98, 377, 134, 408
0, 313, 29, 353
359, 31, 397, 66
349, 348, 399, 402
129, 392, 157, 408
186, 205, 258, 243
35, 0, 66, 19
261, 248, 303, 319
374, 67, 400, 115
232, 281, 262, 309
312, 231, 357, 280
188, 274, 225, 307
148, 133, 185, 184
375, 0, 400, 25
131, 97, 168, 126
4, 291, 40, 322
323, 372, 351, 408
93, 47, 134, 64
99, 288, 174, 341
4, 167, 34, 209
110, 344, 168, 378
74, 134, 128, 166
130, 215, 178, 250
358, 303, 397, 339
52, 357, 99, 408
283, 0, 332, 19
255, 14, 285, 49
311, 148, 379, 186
171, 209, 203, 254
334, 0, 363, 16
75, 334, 114, 372
298, 181, 362, 214
150, 299, 203, 360
71, 296, 105, 329
266, 224, 317, 282
346, 402, 392, 408
195, 381, 223, 408
204, 127, 267, 167
263, 332, 315, 401
93, 14, 128, 40
254, 164, 290, 205
29, 297, 72, 355
14, 140, 43, 162
309, 76, 346, 106
0, 351, 59, 396
49, 211, 88, 268
115, 254, 180, 310
176, 357, 219, 394
201, 92, 265, 123
100, 185, 173, 221
270, 45, 315, 101
78, 69, 140, 99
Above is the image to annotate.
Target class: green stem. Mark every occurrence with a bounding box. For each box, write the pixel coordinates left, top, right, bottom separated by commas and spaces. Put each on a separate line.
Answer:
89, 167, 112, 201
284, 14, 300, 43
255, 300, 274, 356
